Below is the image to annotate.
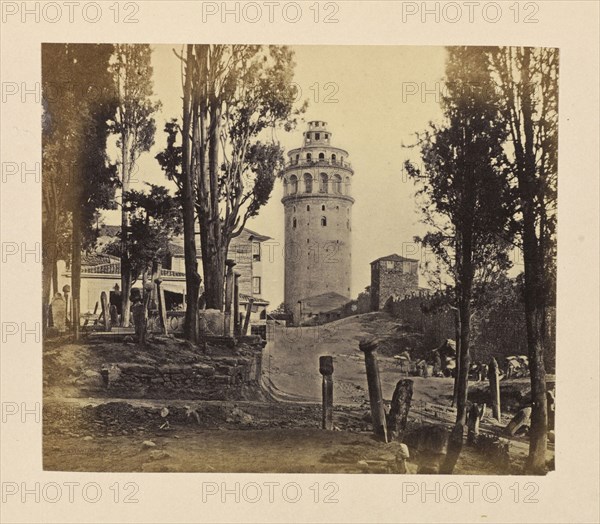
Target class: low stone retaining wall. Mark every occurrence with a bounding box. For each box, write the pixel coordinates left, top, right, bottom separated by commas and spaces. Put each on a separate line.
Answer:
71, 337, 266, 401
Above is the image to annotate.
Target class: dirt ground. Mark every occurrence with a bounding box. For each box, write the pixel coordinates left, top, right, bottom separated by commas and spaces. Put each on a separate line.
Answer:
43, 312, 554, 475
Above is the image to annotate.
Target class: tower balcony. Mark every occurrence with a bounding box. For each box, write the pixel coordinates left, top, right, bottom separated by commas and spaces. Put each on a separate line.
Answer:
284, 157, 353, 172
281, 191, 355, 205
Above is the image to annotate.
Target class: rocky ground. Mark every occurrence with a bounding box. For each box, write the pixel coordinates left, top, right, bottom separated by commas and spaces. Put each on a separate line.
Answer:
43, 312, 554, 474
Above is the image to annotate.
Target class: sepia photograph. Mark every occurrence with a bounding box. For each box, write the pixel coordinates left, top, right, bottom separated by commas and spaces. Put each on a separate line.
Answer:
41, 43, 558, 476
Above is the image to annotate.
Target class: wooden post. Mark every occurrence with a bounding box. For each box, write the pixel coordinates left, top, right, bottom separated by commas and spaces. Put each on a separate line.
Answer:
319, 356, 334, 430
387, 379, 413, 441
359, 338, 388, 442
233, 272, 240, 337
224, 259, 236, 336
87, 301, 99, 328
242, 297, 254, 336
155, 279, 168, 335
488, 357, 501, 422
100, 291, 110, 331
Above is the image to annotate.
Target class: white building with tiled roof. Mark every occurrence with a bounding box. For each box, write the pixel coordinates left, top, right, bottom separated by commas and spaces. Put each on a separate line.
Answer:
57, 225, 272, 324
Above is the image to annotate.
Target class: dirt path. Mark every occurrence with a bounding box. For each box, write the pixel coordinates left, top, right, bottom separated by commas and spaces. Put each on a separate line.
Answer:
264, 315, 462, 406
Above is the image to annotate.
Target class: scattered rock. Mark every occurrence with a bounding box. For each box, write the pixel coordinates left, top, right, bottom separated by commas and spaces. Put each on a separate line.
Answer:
149, 450, 171, 461
82, 436, 93, 441
397, 443, 410, 459
142, 440, 157, 448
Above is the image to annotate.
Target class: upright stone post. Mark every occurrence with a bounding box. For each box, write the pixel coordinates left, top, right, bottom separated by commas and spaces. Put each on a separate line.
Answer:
242, 297, 254, 336
224, 259, 236, 337
139, 282, 153, 345
50, 293, 67, 333
233, 272, 240, 337
62, 285, 71, 328
100, 291, 111, 331
319, 356, 334, 430
488, 357, 501, 422
387, 379, 413, 441
155, 278, 168, 335
359, 338, 388, 442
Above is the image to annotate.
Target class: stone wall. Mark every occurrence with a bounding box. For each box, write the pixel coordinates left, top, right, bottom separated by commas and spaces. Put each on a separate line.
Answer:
79, 338, 266, 401
384, 291, 556, 371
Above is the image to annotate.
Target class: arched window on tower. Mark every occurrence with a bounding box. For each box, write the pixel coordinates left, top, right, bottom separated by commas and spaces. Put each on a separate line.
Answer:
306, 153, 312, 162
303, 173, 313, 193
318, 152, 325, 161
321, 216, 327, 227
319, 173, 328, 193
289, 175, 298, 195
345, 176, 351, 195
283, 179, 288, 196
331, 153, 337, 163
293, 218, 297, 228
332, 174, 342, 194
295, 154, 299, 165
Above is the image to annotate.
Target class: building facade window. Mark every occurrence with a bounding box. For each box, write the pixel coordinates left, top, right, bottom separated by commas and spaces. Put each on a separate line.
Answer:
307, 153, 312, 161
303, 173, 313, 193
289, 175, 298, 194
321, 216, 327, 227
252, 242, 261, 262
252, 277, 261, 295
319, 173, 328, 193
333, 174, 342, 194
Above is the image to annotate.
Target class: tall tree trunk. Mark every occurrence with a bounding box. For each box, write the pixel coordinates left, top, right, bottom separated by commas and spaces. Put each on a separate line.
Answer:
181, 44, 201, 342
52, 259, 59, 295
72, 203, 81, 340
442, 285, 472, 473
42, 213, 58, 331
522, 206, 548, 473
519, 47, 548, 473
202, 244, 226, 310
442, 198, 474, 474
201, 96, 225, 311
150, 259, 161, 306
120, 139, 132, 327
452, 309, 461, 406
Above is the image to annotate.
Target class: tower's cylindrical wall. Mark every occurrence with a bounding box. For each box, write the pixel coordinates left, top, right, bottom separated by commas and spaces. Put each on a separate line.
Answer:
282, 121, 354, 313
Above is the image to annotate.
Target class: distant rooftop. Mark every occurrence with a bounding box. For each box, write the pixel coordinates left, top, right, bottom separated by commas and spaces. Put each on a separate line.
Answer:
300, 291, 349, 314
371, 253, 419, 265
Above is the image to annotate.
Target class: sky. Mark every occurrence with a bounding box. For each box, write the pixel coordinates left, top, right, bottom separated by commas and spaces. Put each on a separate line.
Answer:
103, 45, 448, 307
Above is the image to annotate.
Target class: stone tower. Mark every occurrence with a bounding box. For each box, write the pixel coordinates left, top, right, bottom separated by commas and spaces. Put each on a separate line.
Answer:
282, 120, 354, 320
